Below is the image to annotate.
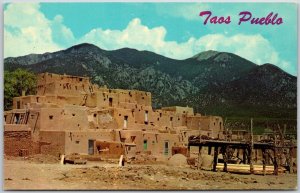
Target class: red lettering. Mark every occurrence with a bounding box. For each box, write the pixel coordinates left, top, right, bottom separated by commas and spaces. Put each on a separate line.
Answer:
265, 12, 273, 25
199, 11, 212, 25
218, 17, 225, 24
199, 11, 231, 25
271, 13, 278, 24
238, 11, 252, 25
225, 16, 231, 24
211, 16, 218, 24
276, 18, 283, 24
238, 11, 283, 26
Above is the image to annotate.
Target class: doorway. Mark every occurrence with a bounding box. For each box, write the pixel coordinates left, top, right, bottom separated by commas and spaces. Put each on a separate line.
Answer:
88, 140, 95, 155
164, 141, 169, 156
124, 116, 128, 128
143, 140, 148, 150
109, 98, 113, 107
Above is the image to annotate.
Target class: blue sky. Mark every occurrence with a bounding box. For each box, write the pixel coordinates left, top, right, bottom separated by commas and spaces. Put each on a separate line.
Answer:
4, 2, 298, 75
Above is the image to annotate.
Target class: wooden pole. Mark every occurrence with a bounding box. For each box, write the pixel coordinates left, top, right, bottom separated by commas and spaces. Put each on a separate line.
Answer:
197, 145, 202, 170
262, 148, 266, 176
289, 147, 293, 173
213, 146, 219, 172
273, 148, 278, 175
242, 148, 246, 164
222, 146, 228, 172
249, 118, 254, 174
208, 146, 212, 155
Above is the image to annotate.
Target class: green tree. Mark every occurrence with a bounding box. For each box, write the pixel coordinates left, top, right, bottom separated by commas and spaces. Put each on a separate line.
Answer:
4, 69, 37, 110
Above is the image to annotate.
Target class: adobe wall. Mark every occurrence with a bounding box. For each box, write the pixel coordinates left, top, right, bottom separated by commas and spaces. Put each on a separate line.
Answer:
4, 129, 40, 156
13, 94, 92, 109
186, 116, 224, 139
37, 72, 92, 96
21, 109, 42, 142
95, 88, 152, 109
95, 141, 125, 159
89, 109, 118, 130
39, 105, 89, 131
161, 106, 194, 116
64, 130, 115, 155
39, 131, 65, 156
118, 129, 184, 160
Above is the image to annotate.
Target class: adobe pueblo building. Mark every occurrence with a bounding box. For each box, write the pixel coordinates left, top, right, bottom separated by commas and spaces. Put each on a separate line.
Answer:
4, 73, 224, 161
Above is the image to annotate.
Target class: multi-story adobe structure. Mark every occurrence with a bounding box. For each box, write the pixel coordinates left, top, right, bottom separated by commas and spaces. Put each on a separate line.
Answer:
4, 72, 224, 161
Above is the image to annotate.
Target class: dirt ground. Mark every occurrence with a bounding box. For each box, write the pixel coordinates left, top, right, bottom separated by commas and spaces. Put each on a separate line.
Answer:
3, 155, 298, 190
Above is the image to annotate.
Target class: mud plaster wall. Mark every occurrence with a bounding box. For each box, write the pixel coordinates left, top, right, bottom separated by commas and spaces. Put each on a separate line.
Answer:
39, 131, 65, 156
95, 141, 125, 159
39, 106, 89, 131
91, 110, 118, 130
186, 116, 224, 138
64, 131, 114, 155
27, 110, 41, 142
37, 72, 91, 96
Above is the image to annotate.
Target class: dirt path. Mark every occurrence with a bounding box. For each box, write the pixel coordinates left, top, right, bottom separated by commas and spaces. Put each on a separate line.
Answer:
3, 159, 297, 190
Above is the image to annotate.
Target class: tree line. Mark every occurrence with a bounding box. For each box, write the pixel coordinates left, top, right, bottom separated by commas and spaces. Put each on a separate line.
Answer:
4, 69, 37, 110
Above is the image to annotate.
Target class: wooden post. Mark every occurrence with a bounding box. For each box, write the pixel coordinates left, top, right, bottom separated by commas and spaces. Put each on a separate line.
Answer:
273, 149, 278, 175
208, 146, 212, 155
262, 149, 266, 176
249, 147, 254, 174
289, 147, 294, 173
249, 118, 254, 174
197, 146, 202, 170
60, 154, 65, 165
119, 155, 124, 167
213, 146, 219, 172
222, 146, 228, 172
236, 148, 240, 160
242, 148, 246, 164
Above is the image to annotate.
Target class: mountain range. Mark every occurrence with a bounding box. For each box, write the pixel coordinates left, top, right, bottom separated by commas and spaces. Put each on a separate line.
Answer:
4, 43, 297, 119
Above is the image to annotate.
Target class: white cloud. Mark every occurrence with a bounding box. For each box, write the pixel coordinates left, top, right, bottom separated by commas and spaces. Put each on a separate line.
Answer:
51, 15, 75, 46
79, 18, 198, 59
195, 33, 290, 71
79, 18, 286, 70
4, 3, 74, 57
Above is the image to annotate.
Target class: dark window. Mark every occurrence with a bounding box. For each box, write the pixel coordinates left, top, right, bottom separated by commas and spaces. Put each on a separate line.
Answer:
17, 101, 20, 109
109, 98, 113, 107
164, 141, 169, 155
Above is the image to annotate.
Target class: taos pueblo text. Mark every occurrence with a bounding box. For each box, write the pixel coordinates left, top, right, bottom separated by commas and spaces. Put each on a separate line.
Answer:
199, 11, 283, 25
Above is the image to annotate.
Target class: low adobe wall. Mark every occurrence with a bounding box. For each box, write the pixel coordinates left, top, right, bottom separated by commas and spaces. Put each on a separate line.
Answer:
4, 129, 40, 156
